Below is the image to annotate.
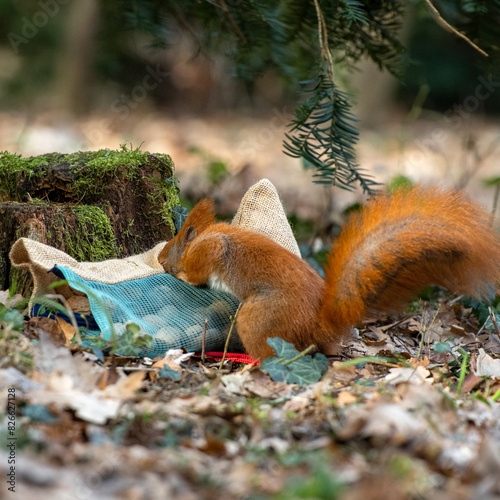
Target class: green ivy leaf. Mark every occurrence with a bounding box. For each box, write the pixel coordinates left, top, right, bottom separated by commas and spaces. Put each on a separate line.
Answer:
266, 337, 300, 359
285, 354, 330, 386
0, 304, 25, 331
172, 205, 189, 232
91, 346, 105, 363
23, 404, 58, 424
433, 342, 452, 353
260, 338, 329, 386
483, 310, 500, 330
112, 328, 140, 356
259, 360, 289, 383
158, 365, 181, 380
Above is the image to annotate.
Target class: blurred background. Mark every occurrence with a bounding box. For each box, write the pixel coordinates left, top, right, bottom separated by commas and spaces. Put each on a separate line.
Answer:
1, 0, 499, 225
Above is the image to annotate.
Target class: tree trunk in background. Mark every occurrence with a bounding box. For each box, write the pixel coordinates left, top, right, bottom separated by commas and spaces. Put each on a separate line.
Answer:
54, 0, 100, 115
352, 8, 413, 129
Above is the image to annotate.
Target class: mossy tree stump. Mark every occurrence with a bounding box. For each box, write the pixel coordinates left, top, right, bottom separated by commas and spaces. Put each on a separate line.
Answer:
0, 147, 179, 293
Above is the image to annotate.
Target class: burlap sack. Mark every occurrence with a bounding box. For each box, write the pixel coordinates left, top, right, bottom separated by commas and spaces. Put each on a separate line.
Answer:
9, 178, 300, 298
232, 178, 301, 257
9, 240, 166, 298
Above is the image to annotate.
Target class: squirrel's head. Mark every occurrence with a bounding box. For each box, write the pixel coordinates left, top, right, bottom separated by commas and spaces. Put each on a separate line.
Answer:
158, 198, 215, 277
159, 225, 197, 277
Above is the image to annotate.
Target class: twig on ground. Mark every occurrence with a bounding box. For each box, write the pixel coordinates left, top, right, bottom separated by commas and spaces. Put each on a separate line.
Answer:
219, 303, 241, 370
282, 344, 317, 366
488, 306, 500, 339
202, 318, 208, 365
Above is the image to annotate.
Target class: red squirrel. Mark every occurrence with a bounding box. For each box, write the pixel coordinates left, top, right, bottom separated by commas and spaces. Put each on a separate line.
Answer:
158, 186, 500, 361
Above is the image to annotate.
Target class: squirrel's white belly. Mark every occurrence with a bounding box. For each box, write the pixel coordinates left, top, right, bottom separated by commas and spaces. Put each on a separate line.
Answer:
208, 274, 235, 296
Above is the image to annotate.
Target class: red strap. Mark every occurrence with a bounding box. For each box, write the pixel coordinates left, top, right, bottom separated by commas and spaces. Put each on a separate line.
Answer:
203, 351, 260, 365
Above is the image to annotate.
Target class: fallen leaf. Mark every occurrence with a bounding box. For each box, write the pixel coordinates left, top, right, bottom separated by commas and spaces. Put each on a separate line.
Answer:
152, 359, 182, 372
385, 366, 432, 386
29, 389, 120, 425
161, 349, 194, 364
103, 370, 146, 399
222, 371, 251, 395
409, 356, 430, 368
460, 373, 484, 393
282, 389, 315, 413
198, 433, 227, 456
97, 365, 119, 390
246, 371, 293, 398
341, 403, 427, 445
450, 324, 467, 337
55, 317, 77, 346
0, 290, 24, 308
325, 362, 358, 387
33, 333, 103, 390
26, 317, 66, 346
475, 348, 500, 378
338, 390, 357, 406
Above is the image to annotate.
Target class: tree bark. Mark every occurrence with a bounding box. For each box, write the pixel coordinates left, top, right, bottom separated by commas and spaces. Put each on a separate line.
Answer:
0, 149, 178, 294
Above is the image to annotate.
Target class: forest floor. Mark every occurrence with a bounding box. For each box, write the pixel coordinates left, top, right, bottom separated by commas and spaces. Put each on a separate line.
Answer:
1, 110, 500, 499
2, 288, 500, 499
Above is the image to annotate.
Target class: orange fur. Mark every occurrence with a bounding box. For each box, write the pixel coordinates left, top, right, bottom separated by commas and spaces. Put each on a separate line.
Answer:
159, 187, 500, 361
158, 199, 216, 276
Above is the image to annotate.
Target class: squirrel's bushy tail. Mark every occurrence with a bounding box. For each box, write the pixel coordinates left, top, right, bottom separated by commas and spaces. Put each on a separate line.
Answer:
321, 185, 500, 335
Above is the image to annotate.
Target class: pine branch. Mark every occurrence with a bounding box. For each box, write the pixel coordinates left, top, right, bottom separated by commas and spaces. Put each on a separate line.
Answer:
283, 73, 378, 194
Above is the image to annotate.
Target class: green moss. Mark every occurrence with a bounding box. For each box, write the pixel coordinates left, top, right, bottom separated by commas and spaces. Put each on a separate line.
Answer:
0, 144, 176, 200
0, 151, 48, 200
29, 198, 51, 206
72, 144, 175, 198
1, 144, 179, 239
68, 206, 117, 262
146, 176, 180, 234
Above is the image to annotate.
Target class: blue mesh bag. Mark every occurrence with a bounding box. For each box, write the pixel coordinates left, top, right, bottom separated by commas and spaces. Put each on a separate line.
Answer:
52, 265, 241, 357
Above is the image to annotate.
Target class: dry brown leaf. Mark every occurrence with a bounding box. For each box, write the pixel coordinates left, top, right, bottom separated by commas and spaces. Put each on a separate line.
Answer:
325, 362, 358, 387
385, 366, 432, 386
341, 403, 427, 445
338, 390, 357, 406
449, 324, 466, 337
425, 322, 446, 343
55, 317, 76, 346
198, 433, 227, 456
100, 370, 146, 399
26, 316, 66, 346
460, 373, 484, 393
245, 371, 292, 399
409, 356, 430, 368
97, 365, 120, 390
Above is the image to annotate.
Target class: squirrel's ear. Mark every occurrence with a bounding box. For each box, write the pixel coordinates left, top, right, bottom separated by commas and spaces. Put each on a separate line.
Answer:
184, 226, 197, 244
